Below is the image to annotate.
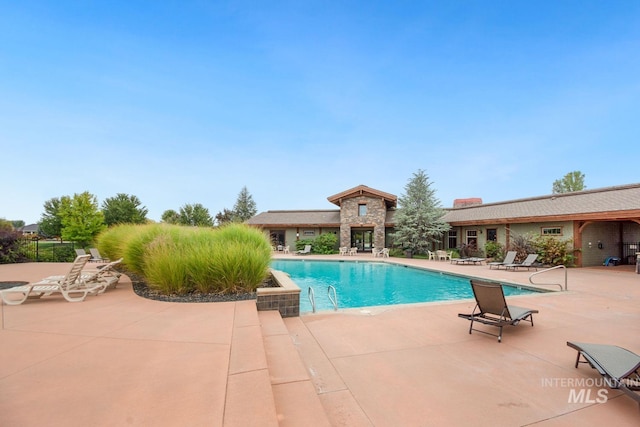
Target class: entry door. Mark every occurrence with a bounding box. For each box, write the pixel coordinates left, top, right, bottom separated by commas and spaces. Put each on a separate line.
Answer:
351, 230, 374, 252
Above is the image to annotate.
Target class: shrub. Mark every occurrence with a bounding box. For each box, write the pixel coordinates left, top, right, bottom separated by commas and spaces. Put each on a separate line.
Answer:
532, 235, 576, 266
508, 234, 537, 262
295, 239, 314, 252
312, 233, 338, 254
484, 241, 504, 260
0, 230, 27, 264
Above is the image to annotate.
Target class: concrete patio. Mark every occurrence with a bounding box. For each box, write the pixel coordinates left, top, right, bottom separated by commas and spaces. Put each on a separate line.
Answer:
1, 255, 638, 426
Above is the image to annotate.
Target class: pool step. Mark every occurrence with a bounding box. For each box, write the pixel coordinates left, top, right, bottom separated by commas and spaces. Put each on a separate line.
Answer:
283, 316, 373, 427
258, 310, 332, 427
224, 301, 279, 427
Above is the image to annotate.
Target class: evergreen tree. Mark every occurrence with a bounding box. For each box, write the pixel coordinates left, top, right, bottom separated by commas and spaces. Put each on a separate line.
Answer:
232, 186, 257, 222
392, 169, 450, 254
102, 193, 148, 226
552, 171, 586, 193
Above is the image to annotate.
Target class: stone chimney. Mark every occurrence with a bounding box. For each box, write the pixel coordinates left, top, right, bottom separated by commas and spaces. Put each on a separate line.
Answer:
453, 198, 482, 208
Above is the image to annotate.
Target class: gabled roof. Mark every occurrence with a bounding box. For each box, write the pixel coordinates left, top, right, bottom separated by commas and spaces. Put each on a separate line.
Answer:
442, 183, 640, 225
247, 210, 341, 227
327, 185, 397, 208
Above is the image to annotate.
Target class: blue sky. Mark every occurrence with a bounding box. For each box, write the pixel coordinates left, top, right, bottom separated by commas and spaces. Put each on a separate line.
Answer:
2, 1, 640, 225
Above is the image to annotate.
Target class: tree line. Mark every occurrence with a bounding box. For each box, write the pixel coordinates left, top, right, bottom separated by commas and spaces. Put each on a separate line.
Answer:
33, 186, 257, 246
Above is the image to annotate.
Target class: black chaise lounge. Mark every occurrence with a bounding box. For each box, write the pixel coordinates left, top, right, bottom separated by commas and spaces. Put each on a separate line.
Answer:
567, 341, 640, 406
458, 280, 539, 342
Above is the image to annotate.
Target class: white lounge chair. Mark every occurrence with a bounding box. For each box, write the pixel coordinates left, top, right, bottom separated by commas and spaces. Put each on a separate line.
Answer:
295, 245, 312, 255
44, 258, 123, 293
0, 255, 101, 305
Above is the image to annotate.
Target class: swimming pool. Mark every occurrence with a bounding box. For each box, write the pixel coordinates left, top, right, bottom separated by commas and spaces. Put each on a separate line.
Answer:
270, 260, 540, 312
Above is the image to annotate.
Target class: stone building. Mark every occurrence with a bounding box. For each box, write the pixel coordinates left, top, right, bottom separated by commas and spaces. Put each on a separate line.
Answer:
247, 183, 640, 267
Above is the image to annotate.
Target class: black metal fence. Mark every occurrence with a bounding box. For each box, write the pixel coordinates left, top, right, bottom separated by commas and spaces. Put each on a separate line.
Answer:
622, 242, 640, 265
18, 238, 78, 262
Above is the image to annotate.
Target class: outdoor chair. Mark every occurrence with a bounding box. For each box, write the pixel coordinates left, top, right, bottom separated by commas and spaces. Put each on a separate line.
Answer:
75, 248, 88, 257
44, 258, 123, 294
295, 245, 312, 255
504, 253, 539, 271
487, 251, 517, 270
567, 341, 640, 407
458, 280, 539, 342
0, 255, 101, 305
89, 248, 110, 263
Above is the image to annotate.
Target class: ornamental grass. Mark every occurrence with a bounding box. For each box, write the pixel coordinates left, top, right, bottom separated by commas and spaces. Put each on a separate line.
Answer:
96, 223, 271, 295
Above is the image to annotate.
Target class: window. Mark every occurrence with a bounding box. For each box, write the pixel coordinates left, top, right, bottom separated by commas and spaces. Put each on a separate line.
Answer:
358, 204, 367, 216
448, 230, 457, 249
487, 228, 497, 242
303, 230, 315, 236
466, 230, 478, 248
541, 227, 562, 236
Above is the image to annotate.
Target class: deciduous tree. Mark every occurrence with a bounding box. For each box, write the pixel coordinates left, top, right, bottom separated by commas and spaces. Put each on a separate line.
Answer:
178, 203, 213, 227
552, 171, 586, 193
59, 192, 105, 246
102, 193, 148, 226
39, 197, 64, 238
161, 209, 180, 224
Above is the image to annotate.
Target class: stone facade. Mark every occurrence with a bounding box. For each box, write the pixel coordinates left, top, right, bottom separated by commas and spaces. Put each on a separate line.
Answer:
339, 195, 388, 249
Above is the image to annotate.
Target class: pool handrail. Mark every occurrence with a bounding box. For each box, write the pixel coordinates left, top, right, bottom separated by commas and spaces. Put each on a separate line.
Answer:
308, 286, 316, 313
328, 285, 338, 311
529, 265, 567, 291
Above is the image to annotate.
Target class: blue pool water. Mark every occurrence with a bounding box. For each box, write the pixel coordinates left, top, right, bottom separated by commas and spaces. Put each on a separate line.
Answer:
270, 260, 539, 313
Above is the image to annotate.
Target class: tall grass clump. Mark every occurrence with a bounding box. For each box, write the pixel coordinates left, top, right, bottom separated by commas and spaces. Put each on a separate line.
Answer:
95, 224, 138, 262
97, 222, 272, 295
121, 223, 167, 275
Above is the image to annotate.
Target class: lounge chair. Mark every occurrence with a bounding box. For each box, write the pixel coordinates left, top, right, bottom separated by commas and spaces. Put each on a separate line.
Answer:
458, 280, 539, 342
0, 255, 101, 305
504, 253, 539, 271
44, 258, 123, 293
451, 257, 485, 265
295, 245, 312, 255
75, 248, 88, 257
488, 251, 517, 270
89, 248, 110, 263
567, 341, 640, 406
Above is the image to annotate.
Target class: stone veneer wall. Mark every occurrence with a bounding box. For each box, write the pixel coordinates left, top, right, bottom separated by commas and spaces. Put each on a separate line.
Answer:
339, 195, 388, 249
256, 269, 301, 317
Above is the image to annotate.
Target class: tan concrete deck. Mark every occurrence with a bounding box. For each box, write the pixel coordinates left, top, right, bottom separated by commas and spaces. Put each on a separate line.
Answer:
1, 256, 639, 426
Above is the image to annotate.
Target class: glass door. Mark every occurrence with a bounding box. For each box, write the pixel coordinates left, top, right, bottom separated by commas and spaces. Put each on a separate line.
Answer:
351, 229, 374, 252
